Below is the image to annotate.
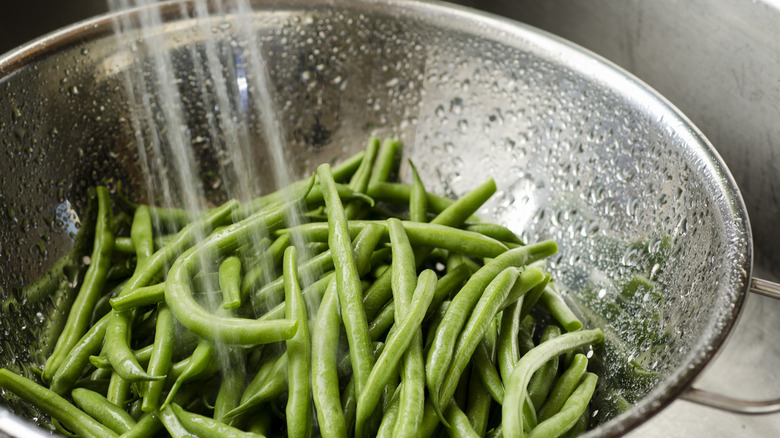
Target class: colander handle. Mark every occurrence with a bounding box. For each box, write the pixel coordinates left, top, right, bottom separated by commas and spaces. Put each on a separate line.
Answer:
679, 277, 780, 414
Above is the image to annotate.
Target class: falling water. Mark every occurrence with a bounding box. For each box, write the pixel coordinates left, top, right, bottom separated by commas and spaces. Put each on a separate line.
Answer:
107, 0, 311, 368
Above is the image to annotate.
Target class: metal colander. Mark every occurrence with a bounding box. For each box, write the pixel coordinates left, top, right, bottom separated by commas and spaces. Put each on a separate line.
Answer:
0, 1, 777, 436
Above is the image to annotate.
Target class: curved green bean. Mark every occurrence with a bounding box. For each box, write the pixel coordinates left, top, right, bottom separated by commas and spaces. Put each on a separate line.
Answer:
164, 203, 299, 345
503, 330, 603, 437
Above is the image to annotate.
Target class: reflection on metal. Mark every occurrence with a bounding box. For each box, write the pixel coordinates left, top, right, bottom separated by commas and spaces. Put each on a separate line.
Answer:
749, 277, 780, 300
682, 387, 780, 415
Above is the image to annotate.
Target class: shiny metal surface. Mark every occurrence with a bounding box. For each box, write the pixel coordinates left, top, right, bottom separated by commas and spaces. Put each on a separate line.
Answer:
456, 1, 780, 436
0, 0, 764, 437
469, 0, 780, 275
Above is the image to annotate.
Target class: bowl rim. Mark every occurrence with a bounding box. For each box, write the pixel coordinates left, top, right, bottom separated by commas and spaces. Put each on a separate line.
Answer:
0, 1, 753, 437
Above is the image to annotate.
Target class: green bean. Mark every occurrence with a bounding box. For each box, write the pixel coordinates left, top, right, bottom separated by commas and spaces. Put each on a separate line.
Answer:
311, 279, 347, 438
368, 263, 470, 341
519, 270, 552, 319
252, 242, 334, 310
258, 271, 334, 321
560, 407, 589, 438
408, 159, 428, 223
432, 267, 526, 423
361, 173, 496, 320
465, 366, 493, 437
49, 312, 110, 395
519, 315, 537, 356
0, 369, 118, 438
282, 247, 312, 438
464, 222, 524, 245
128, 399, 142, 420
91, 283, 120, 325
241, 234, 290, 301
106, 372, 132, 409
279, 220, 508, 259
109, 282, 166, 311
370, 138, 402, 185
303, 182, 376, 210
91, 331, 195, 371
106, 258, 137, 281
170, 403, 264, 438
89, 366, 112, 381
388, 218, 427, 438
213, 351, 245, 423
104, 309, 163, 382
341, 375, 358, 437
375, 387, 401, 438
538, 354, 589, 422
119, 412, 163, 438
159, 404, 198, 438
528, 326, 562, 410
430, 178, 495, 226
113, 237, 135, 255
141, 303, 175, 412
527, 373, 598, 438
232, 150, 364, 220
503, 263, 549, 311
366, 182, 476, 220
71, 387, 137, 434
117, 199, 237, 300
317, 163, 375, 400
44, 186, 114, 382
218, 256, 243, 309
163, 339, 214, 408
472, 321, 504, 405
245, 408, 276, 436
539, 285, 583, 332
344, 136, 380, 219
51, 418, 78, 438
224, 352, 288, 419
498, 300, 524, 384
502, 330, 603, 437
165, 202, 300, 345
444, 401, 481, 438
73, 378, 110, 394
311, 224, 383, 438
426, 244, 553, 419
355, 269, 437, 437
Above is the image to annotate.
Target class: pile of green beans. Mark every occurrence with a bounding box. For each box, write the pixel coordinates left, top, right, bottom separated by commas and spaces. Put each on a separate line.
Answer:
2, 137, 603, 438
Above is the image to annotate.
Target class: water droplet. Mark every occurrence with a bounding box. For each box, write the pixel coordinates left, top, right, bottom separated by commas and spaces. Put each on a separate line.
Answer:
449, 97, 463, 115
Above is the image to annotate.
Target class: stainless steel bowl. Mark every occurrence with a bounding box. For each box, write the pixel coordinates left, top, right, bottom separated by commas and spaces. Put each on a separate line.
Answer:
0, 1, 774, 436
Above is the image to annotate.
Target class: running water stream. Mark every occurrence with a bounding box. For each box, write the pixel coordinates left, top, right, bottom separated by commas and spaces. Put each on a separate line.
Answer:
107, 0, 309, 364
